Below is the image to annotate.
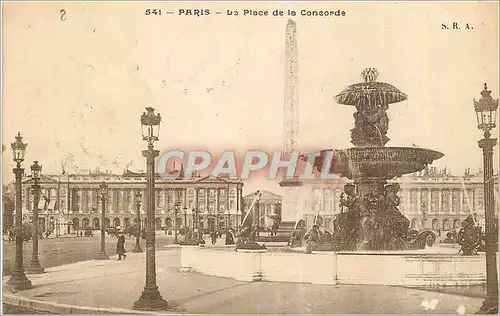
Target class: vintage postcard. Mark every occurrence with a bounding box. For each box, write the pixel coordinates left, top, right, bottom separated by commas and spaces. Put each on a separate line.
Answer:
1, 1, 499, 314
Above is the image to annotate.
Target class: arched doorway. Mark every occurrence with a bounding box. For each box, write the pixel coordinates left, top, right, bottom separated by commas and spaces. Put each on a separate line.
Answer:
410, 219, 418, 229
113, 218, 121, 228
49, 216, 55, 231
432, 219, 440, 231
93, 218, 100, 229
124, 218, 130, 229
105, 218, 110, 229
323, 219, 331, 232
442, 219, 450, 230
155, 217, 162, 230
72, 218, 80, 231
39, 218, 46, 232
165, 218, 172, 229
82, 218, 90, 229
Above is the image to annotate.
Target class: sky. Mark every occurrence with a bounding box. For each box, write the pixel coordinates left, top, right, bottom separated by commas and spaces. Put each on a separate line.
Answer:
2, 1, 499, 195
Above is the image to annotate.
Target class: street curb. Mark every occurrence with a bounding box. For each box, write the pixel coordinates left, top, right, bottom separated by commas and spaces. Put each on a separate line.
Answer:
3, 293, 172, 314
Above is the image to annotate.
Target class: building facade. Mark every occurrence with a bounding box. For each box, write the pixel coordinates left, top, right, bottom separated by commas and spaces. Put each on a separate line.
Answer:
17, 169, 244, 234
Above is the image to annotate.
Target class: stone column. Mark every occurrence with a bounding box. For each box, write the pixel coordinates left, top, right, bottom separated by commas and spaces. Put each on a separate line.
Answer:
78, 190, 83, 214
428, 189, 432, 215
460, 190, 465, 214
438, 189, 442, 215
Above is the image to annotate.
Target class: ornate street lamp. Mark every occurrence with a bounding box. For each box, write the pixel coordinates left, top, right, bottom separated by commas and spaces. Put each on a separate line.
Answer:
133, 190, 143, 253
27, 161, 45, 274
421, 202, 427, 230
474, 83, 498, 314
7, 133, 32, 290
96, 182, 109, 260
183, 207, 188, 232
134, 107, 168, 311
191, 208, 196, 236
255, 190, 261, 241
173, 202, 180, 244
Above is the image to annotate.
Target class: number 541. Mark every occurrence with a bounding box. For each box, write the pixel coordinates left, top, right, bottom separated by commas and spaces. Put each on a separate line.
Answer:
145, 9, 162, 15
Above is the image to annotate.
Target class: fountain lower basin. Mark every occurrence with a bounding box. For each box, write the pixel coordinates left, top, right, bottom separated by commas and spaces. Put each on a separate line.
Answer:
180, 246, 491, 286
313, 147, 444, 180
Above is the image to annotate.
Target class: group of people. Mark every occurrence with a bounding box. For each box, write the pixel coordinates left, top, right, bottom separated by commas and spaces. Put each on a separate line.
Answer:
208, 229, 236, 245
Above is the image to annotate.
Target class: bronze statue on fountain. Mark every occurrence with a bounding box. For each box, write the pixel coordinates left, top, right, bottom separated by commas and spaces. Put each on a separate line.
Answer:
288, 220, 306, 247
457, 213, 485, 255
235, 225, 267, 250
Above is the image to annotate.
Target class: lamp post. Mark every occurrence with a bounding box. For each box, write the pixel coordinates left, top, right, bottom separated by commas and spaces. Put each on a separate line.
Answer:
133, 190, 143, 253
133, 107, 168, 310
227, 208, 230, 229
421, 202, 427, 230
474, 83, 498, 314
255, 191, 261, 241
28, 161, 44, 274
7, 133, 33, 290
173, 203, 179, 244
183, 207, 188, 233
96, 182, 109, 260
191, 208, 196, 236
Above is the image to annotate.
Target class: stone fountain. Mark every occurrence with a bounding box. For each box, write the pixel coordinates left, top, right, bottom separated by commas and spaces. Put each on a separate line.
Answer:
309, 68, 444, 251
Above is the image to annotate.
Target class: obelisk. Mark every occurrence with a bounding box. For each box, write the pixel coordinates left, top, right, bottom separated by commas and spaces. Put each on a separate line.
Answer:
279, 19, 303, 234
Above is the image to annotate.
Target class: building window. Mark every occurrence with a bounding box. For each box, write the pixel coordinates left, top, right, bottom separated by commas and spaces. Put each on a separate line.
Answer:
442, 190, 450, 213
92, 190, 98, 208
410, 189, 418, 213
314, 198, 320, 212
476, 189, 484, 211
431, 190, 439, 213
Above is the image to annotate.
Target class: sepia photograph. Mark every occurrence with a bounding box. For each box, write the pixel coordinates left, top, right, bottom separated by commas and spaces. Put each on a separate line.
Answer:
1, 1, 499, 314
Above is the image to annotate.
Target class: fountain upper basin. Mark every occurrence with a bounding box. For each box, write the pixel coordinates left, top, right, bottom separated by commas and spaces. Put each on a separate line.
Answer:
312, 147, 444, 180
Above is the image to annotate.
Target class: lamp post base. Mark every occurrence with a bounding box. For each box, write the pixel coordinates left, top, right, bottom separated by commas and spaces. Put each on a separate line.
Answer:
27, 260, 45, 274
132, 245, 143, 253
133, 285, 168, 311
477, 294, 498, 314
95, 251, 109, 260
7, 271, 33, 291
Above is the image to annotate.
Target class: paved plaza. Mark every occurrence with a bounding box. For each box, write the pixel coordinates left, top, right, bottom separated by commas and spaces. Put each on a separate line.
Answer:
3, 245, 485, 314
2, 233, 176, 277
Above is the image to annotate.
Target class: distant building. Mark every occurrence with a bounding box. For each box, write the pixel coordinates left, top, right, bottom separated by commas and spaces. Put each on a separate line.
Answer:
16, 168, 244, 234
243, 190, 282, 227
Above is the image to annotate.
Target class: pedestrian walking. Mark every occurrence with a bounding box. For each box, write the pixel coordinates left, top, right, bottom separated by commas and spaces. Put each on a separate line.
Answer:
210, 231, 217, 245
8, 229, 14, 243
116, 232, 127, 260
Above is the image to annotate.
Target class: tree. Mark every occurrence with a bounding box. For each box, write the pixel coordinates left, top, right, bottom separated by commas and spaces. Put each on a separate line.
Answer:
2, 184, 15, 232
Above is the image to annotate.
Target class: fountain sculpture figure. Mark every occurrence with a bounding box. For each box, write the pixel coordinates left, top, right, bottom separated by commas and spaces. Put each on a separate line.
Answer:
303, 68, 444, 251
